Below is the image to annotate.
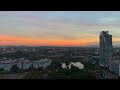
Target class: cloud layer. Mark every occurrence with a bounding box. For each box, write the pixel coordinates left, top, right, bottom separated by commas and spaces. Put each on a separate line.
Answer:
0, 11, 120, 46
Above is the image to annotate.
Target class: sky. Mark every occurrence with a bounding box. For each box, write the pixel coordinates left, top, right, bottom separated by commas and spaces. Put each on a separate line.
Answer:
0, 11, 120, 47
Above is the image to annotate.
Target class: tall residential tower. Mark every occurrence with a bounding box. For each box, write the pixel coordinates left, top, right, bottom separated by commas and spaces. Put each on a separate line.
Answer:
99, 31, 113, 67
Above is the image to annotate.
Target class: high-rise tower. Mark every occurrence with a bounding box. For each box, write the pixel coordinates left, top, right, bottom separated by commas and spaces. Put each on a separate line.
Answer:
99, 31, 113, 67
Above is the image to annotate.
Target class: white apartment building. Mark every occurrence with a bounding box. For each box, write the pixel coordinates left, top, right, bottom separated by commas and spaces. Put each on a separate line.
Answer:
33, 59, 52, 69
0, 62, 4, 68
0, 58, 52, 71
33, 61, 39, 69
17, 62, 23, 69
4, 63, 16, 71
39, 59, 52, 69
22, 60, 32, 70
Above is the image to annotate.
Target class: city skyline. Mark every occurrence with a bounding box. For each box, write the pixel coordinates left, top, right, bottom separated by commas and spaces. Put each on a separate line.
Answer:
0, 11, 120, 47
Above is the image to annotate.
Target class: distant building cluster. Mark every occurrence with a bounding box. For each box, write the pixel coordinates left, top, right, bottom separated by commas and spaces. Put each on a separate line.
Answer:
0, 58, 52, 71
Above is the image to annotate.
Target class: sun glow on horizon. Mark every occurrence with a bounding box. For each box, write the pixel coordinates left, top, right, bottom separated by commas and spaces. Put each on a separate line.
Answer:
0, 35, 99, 46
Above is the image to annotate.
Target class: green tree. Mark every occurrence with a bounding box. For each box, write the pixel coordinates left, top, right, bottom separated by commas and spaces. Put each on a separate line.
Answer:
10, 64, 19, 73
38, 67, 43, 71
0, 68, 4, 71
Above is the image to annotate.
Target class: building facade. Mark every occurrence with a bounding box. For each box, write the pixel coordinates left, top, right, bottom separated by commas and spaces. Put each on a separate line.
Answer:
109, 60, 120, 77
33, 59, 52, 69
99, 31, 113, 67
0, 58, 52, 71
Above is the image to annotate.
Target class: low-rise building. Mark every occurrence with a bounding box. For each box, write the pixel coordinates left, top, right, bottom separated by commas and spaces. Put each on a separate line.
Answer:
0, 58, 52, 71
0, 62, 4, 69
3, 60, 17, 71
33, 59, 52, 69
22, 60, 32, 70
33, 61, 39, 69
38, 59, 52, 69
17, 62, 23, 69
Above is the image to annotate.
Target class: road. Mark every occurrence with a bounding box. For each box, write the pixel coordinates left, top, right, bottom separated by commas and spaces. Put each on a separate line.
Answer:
101, 70, 119, 79
18, 72, 29, 79
0, 72, 27, 79
89, 70, 103, 79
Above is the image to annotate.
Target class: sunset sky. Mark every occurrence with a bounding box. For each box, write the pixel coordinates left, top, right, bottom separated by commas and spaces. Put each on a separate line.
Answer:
0, 11, 120, 47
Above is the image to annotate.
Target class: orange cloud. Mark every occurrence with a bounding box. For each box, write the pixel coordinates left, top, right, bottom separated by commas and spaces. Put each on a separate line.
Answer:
0, 35, 98, 46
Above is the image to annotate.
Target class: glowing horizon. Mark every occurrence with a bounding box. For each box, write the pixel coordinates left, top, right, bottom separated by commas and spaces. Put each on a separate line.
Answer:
0, 11, 120, 47
0, 35, 98, 46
